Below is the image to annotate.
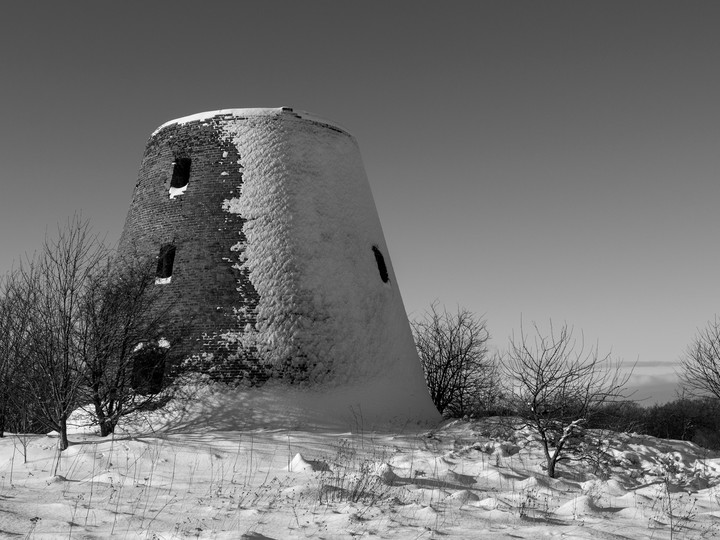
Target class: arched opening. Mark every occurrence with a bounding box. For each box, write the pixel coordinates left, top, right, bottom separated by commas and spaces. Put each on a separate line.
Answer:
170, 157, 191, 189
169, 158, 191, 199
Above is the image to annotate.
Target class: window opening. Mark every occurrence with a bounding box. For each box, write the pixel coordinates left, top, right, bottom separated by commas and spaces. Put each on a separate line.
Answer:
155, 244, 176, 284
170, 158, 191, 188
169, 157, 191, 198
372, 246, 389, 283
131, 343, 166, 394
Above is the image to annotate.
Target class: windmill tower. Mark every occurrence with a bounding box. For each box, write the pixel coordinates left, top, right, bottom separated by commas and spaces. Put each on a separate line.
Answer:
118, 108, 439, 425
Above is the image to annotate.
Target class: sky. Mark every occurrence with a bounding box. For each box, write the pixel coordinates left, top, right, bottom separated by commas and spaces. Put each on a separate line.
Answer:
1, 1, 719, 403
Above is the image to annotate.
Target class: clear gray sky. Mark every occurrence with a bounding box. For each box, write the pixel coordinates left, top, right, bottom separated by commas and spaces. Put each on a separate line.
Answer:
2, 1, 719, 403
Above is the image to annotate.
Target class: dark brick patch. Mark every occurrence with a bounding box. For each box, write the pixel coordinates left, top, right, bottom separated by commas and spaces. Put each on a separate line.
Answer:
118, 116, 261, 381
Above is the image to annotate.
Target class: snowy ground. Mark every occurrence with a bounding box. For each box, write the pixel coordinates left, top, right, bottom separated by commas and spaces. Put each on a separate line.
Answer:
2, 385, 720, 539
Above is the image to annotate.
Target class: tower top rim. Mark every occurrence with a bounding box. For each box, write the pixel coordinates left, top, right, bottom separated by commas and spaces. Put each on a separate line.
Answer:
151, 107, 351, 137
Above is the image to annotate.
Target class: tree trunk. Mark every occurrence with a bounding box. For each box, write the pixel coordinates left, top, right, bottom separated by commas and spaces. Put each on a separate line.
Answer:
546, 443, 565, 479
100, 418, 114, 437
0, 396, 6, 437
58, 416, 69, 451
540, 434, 558, 479
547, 456, 557, 478
94, 398, 113, 437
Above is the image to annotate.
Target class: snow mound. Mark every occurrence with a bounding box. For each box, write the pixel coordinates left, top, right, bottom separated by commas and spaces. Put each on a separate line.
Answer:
375, 463, 401, 485
287, 453, 329, 473
112, 375, 434, 433
440, 470, 477, 487
85, 472, 128, 486
581, 478, 629, 497
477, 497, 501, 510
240, 533, 277, 540
447, 489, 480, 503
555, 495, 600, 516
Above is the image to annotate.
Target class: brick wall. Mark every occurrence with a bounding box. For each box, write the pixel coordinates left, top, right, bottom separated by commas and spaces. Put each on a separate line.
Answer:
118, 115, 262, 383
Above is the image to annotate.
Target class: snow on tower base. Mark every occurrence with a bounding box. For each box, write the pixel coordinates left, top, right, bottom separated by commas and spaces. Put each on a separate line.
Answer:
118, 107, 440, 427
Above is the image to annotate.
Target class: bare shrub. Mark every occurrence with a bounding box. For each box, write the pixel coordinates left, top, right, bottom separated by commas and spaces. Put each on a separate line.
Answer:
412, 303, 499, 417
504, 320, 633, 478
681, 316, 720, 401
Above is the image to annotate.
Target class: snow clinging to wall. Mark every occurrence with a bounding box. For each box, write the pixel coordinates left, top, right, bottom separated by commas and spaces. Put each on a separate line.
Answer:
182, 108, 443, 425
217, 113, 416, 386
220, 115, 376, 382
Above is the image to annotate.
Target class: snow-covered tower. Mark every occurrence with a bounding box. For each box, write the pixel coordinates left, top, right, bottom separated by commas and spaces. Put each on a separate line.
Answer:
118, 108, 439, 426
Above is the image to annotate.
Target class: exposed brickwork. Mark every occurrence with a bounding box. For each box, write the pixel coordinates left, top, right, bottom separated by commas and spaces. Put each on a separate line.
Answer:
118, 115, 262, 382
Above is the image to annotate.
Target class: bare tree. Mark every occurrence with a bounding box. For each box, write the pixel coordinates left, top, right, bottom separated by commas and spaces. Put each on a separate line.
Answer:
0, 271, 30, 437
18, 216, 108, 450
0, 269, 49, 439
0, 278, 16, 436
680, 316, 720, 400
412, 303, 498, 417
4, 216, 185, 444
504, 321, 633, 478
0, 294, 11, 437
76, 254, 181, 436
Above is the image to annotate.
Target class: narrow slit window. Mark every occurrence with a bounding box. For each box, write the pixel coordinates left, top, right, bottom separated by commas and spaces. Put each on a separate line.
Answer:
372, 246, 389, 283
155, 244, 176, 284
169, 157, 191, 198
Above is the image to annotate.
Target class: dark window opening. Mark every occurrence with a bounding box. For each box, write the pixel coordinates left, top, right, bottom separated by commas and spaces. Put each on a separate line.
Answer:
372, 246, 389, 283
131, 345, 166, 394
156, 244, 176, 280
170, 157, 191, 189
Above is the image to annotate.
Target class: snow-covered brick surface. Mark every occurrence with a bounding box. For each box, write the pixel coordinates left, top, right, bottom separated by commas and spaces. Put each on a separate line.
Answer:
152, 107, 349, 137
216, 110, 438, 425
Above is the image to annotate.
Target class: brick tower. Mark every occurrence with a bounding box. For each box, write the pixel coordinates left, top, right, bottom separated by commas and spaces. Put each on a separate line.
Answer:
118, 108, 439, 425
